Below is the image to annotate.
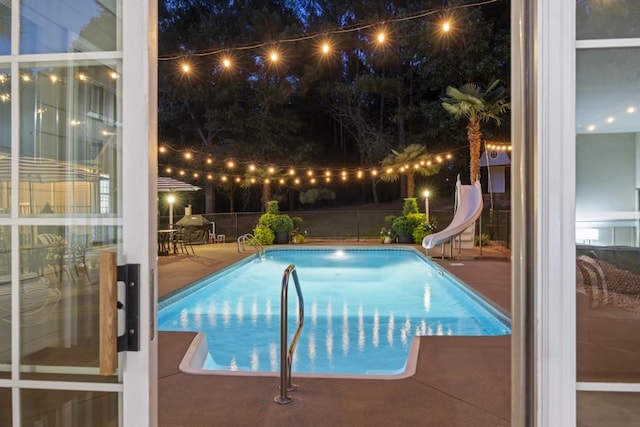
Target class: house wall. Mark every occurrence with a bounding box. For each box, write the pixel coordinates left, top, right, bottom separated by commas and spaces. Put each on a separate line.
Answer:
576, 133, 638, 245
489, 166, 507, 193
576, 133, 637, 213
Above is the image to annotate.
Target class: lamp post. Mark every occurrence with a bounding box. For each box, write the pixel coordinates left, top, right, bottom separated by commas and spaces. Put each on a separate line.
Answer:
423, 190, 430, 223
167, 194, 175, 229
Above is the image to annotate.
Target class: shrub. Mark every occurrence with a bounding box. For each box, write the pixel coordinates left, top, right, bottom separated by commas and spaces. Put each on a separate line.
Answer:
266, 200, 280, 214
258, 212, 277, 227
384, 215, 396, 227
412, 217, 438, 244
291, 216, 303, 231
392, 216, 415, 237
402, 198, 419, 216
252, 224, 274, 245
475, 233, 491, 246
271, 215, 294, 233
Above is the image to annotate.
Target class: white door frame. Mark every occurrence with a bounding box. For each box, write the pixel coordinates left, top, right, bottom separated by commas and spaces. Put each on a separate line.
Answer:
121, 1, 158, 425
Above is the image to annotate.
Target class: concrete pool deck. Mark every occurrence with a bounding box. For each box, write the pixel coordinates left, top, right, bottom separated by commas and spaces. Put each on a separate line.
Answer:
158, 241, 512, 426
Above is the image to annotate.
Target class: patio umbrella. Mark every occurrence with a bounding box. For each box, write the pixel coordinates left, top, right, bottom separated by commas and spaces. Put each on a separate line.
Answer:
0, 155, 102, 214
0, 156, 101, 182
157, 176, 201, 192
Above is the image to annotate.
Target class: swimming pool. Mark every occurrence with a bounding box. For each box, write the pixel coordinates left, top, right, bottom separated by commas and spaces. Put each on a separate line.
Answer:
158, 247, 511, 378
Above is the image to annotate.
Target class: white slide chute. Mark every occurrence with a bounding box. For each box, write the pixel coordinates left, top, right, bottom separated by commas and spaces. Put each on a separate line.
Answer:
422, 179, 483, 250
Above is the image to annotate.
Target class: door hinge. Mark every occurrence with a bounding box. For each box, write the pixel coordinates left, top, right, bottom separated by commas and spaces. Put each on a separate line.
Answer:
117, 263, 140, 352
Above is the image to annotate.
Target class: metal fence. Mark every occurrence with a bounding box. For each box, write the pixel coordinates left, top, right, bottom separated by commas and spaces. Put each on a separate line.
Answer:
159, 209, 511, 246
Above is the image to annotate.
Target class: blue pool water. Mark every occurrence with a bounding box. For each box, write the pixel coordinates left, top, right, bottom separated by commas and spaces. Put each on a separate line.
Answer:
158, 247, 511, 376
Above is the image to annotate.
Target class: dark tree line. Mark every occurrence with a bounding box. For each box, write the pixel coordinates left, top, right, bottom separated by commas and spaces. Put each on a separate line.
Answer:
158, 0, 510, 212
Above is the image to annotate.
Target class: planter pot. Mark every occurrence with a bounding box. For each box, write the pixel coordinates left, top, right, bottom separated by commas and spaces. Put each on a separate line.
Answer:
397, 235, 413, 244
383, 236, 394, 244
274, 231, 290, 244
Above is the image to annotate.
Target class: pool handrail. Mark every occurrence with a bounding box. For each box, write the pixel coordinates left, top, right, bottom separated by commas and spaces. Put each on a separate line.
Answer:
274, 264, 304, 405
236, 233, 264, 258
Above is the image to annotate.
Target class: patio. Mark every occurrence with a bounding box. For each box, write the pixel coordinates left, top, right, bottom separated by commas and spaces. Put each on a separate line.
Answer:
157, 241, 512, 426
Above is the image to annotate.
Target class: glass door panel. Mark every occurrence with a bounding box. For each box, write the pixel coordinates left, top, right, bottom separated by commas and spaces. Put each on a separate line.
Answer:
19, 0, 119, 54
0, 3, 9, 56
0, 65, 9, 216
18, 61, 120, 217
21, 389, 118, 426
575, 47, 640, 384
0, 387, 10, 425
18, 224, 121, 383
0, 226, 10, 380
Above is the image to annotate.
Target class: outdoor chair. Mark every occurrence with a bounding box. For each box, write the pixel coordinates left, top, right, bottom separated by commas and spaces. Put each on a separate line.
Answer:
175, 227, 195, 255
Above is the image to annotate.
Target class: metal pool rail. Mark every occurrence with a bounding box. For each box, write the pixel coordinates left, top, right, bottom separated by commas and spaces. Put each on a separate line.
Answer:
274, 264, 304, 405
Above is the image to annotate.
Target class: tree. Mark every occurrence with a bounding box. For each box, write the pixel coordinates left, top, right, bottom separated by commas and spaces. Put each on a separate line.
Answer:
379, 143, 439, 198
441, 79, 509, 183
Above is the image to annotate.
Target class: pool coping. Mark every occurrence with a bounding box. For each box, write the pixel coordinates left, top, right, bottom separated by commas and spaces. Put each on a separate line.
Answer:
178, 331, 421, 380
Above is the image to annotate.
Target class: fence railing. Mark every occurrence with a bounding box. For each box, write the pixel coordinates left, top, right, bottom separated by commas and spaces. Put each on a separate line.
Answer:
159, 209, 511, 246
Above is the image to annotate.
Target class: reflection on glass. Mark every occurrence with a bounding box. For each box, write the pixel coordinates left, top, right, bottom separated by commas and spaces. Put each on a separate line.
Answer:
578, 392, 640, 424
576, 245, 640, 382
22, 389, 117, 426
0, 387, 10, 425
576, 49, 640, 137
0, 68, 9, 216
577, 1, 640, 40
575, 47, 640, 384
18, 225, 120, 382
19, 62, 121, 217
0, 3, 10, 55
20, 0, 119, 54
0, 227, 10, 377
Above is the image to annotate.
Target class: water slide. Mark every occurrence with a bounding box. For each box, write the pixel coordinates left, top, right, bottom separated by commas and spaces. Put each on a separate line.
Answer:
422, 179, 483, 251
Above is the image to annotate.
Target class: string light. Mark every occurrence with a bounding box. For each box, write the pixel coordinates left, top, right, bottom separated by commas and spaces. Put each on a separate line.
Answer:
486, 143, 512, 151
158, 0, 499, 62
157, 143, 458, 187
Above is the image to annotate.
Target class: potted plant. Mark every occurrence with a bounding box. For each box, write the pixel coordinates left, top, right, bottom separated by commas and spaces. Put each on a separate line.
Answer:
392, 216, 415, 243
271, 214, 294, 244
412, 217, 438, 244
380, 227, 395, 243
390, 199, 429, 243
290, 217, 305, 243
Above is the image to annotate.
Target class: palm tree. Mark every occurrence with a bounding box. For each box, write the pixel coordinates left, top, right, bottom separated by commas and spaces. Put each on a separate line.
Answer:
380, 144, 439, 198
442, 79, 510, 183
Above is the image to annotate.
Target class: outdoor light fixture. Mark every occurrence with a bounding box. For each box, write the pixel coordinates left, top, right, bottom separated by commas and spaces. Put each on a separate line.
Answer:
423, 190, 430, 223
167, 195, 176, 229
